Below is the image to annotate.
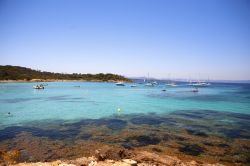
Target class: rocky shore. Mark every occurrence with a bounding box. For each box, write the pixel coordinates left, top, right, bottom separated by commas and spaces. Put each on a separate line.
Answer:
8, 150, 224, 166
1, 110, 250, 166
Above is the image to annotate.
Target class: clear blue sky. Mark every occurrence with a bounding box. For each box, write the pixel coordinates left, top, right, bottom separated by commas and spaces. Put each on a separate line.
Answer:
0, 0, 249, 80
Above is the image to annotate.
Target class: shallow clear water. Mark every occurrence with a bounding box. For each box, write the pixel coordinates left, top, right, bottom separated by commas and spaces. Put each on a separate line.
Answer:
0, 82, 250, 128
1, 82, 250, 164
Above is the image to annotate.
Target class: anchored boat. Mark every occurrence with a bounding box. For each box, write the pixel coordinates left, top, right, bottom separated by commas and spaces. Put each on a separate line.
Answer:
192, 82, 210, 87
116, 82, 125, 86
33, 84, 45, 89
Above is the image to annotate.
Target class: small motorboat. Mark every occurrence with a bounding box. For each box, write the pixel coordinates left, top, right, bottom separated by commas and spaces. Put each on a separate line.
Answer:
166, 83, 177, 87
33, 84, 44, 89
145, 83, 154, 86
116, 82, 125, 86
162, 89, 166, 91
192, 87, 199, 92
131, 85, 137, 87
151, 81, 158, 85
166, 75, 177, 87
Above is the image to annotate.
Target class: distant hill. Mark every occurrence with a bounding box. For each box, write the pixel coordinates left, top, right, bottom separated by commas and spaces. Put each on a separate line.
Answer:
0, 65, 131, 82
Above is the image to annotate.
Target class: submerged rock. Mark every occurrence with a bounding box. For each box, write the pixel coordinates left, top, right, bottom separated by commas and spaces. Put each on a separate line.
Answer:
130, 116, 164, 125
186, 129, 208, 137
0, 150, 20, 164
179, 144, 205, 156
125, 135, 161, 147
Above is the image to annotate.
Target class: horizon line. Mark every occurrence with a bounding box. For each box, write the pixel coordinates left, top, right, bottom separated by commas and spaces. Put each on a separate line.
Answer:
1, 65, 250, 82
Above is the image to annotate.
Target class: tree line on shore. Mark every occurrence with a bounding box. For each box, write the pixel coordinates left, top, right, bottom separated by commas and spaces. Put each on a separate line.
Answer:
0, 65, 131, 82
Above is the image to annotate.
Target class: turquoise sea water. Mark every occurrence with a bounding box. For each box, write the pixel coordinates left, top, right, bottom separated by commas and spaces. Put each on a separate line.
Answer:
1, 81, 250, 164
0, 81, 250, 128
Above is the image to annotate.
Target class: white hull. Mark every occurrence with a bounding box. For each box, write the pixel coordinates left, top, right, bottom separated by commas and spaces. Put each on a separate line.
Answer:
166, 83, 177, 87
191, 82, 210, 87
116, 82, 125, 86
145, 83, 154, 86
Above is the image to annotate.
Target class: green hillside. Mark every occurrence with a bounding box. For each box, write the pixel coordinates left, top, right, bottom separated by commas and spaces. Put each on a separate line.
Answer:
0, 65, 131, 82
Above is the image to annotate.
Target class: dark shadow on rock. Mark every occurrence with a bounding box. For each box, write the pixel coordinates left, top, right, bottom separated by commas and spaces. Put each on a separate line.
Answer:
179, 110, 220, 117
130, 116, 164, 125
217, 143, 229, 148
186, 129, 208, 137
0, 126, 79, 141
203, 142, 214, 146
92, 119, 127, 130
171, 112, 204, 119
125, 135, 161, 147
64, 118, 127, 131
121, 143, 134, 149
237, 121, 250, 131
187, 125, 211, 131
218, 129, 250, 139
229, 112, 250, 121
152, 147, 162, 152
105, 119, 127, 130
79, 133, 92, 140
179, 144, 205, 156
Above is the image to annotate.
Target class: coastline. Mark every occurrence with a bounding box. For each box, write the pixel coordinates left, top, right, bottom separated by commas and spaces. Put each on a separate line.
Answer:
0, 79, 131, 83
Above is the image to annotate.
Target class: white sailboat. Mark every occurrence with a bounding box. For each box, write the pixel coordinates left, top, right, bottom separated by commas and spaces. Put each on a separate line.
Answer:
145, 82, 154, 86
166, 74, 177, 87
189, 75, 211, 87
151, 81, 158, 85
144, 73, 154, 86
166, 82, 177, 86
192, 82, 209, 87
191, 78, 210, 87
187, 77, 193, 86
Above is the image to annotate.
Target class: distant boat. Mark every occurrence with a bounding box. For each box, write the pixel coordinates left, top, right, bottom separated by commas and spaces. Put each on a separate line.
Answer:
190, 76, 211, 87
145, 83, 154, 86
166, 82, 177, 87
116, 82, 125, 86
187, 79, 193, 86
166, 74, 177, 87
162, 89, 166, 91
33, 84, 44, 89
151, 81, 158, 85
131, 84, 137, 87
144, 73, 154, 87
191, 82, 210, 87
192, 87, 199, 92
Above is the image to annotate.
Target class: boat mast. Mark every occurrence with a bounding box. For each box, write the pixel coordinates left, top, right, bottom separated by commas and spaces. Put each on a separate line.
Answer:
147, 73, 149, 83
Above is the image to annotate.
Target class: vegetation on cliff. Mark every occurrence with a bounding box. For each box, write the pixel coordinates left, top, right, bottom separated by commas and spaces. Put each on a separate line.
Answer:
0, 65, 131, 82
